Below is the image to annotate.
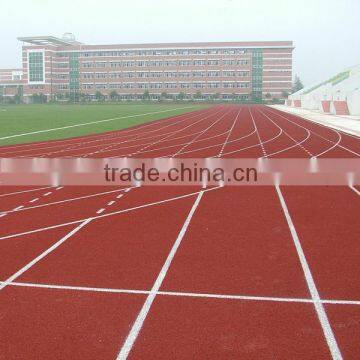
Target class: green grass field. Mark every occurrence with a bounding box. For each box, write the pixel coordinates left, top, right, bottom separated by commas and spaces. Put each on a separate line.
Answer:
0, 103, 208, 146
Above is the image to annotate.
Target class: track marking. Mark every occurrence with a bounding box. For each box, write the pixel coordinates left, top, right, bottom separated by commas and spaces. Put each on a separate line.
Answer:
90, 126, 230, 159
0, 187, 220, 241
2, 280, 360, 306
117, 190, 204, 359
116, 194, 124, 199
257, 108, 313, 157
0, 186, 54, 198
349, 185, 360, 196
107, 201, 115, 206
275, 185, 342, 360
0, 106, 197, 141
126, 108, 224, 157
96, 208, 105, 214
43, 191, 52, 197
78, 108, 216, 158
268, 106, 360, 139
217, 108, 241, 157
249, 108, 267, 156
0, 219, 92, 291
0, 187, 134, 215
13, 205, 24, 211
266, 108, 359, 157
171, 108, 232, 157
6, 108, 214, 157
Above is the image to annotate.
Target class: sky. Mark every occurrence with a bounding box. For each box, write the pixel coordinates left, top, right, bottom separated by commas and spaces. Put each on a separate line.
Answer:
1, 0, 359, 86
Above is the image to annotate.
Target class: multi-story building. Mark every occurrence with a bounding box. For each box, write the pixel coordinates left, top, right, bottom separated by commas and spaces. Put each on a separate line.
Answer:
0, 34, 293, 102
0, 68, 24, 100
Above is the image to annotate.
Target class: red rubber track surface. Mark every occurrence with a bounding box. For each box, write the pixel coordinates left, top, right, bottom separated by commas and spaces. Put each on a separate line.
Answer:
0, 105, 359, 359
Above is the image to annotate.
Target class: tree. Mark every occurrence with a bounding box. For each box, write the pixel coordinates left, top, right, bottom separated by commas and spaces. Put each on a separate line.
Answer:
95, 91, 103, 101
281, 91, 289, 98
177, 92, 186, 101
212, 92, 220, 101
194, 91, 202, 100
30, 93, 47, 104
109, 90, 119, 101
292, 75, 304, 93
79, 93, 87, 102
142, 90, 150, 101
265, 93, 272, 99
14, 94, 22, 104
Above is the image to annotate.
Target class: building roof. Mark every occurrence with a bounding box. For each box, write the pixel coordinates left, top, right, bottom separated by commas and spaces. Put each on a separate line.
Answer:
58, 40, 293, 51
17, 36, 82, 46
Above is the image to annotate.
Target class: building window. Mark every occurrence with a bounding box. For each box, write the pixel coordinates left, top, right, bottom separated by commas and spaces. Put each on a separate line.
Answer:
207, 71, 220, 77
28, 51, 44, 83
164, 82, 177, 88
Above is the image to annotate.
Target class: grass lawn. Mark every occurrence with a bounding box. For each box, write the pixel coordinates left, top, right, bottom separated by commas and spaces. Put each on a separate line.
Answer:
0, 103, 209, 146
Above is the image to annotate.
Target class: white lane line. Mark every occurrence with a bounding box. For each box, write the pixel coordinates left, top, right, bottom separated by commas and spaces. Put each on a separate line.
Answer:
96, 208, 105, 214
218, 108, 241, 157
0, 187, 220, 242
0, 106, 196, 141
55, 187, 63, 190
0, 187, 134, 215
2, 280, 360, 306
97, 127, 229, 159
43, 192, 52, 197
8, 108, 212, 157
13, 205, 24, 211
117, 190, 204, 360
0, 219, 92, 291
29, 198, 39, 203
1, 281, 149, 295
219, 123, 282, 157
275, 185, 342, 360
107, 201, 115, 206
349, 185, 360, 196
126, 108, 224, 157
0, 186, 54, 198
116, 194, 124, 199
171, 108, 232, 157
257, 108, 313, 157
266, 108, 360, 157
124, 188, 131, 193
0, 214, 6, 218
249, 108, 267, 157
79, 108, 215, 158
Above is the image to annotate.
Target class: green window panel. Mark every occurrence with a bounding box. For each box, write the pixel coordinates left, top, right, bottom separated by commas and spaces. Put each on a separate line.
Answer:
28, 52, 44, 82
67, 52, 80, 100
251, 49, 263, 101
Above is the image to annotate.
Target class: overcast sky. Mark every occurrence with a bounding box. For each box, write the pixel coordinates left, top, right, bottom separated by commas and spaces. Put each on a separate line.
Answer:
1, 0, 359, 86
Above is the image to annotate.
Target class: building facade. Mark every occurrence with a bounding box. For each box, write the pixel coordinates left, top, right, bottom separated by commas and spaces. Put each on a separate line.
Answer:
0, 68, 24, 100
0, 34, 293, 102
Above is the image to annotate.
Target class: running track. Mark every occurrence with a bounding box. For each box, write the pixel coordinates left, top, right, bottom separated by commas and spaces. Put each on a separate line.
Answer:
0, 105, 359, 359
